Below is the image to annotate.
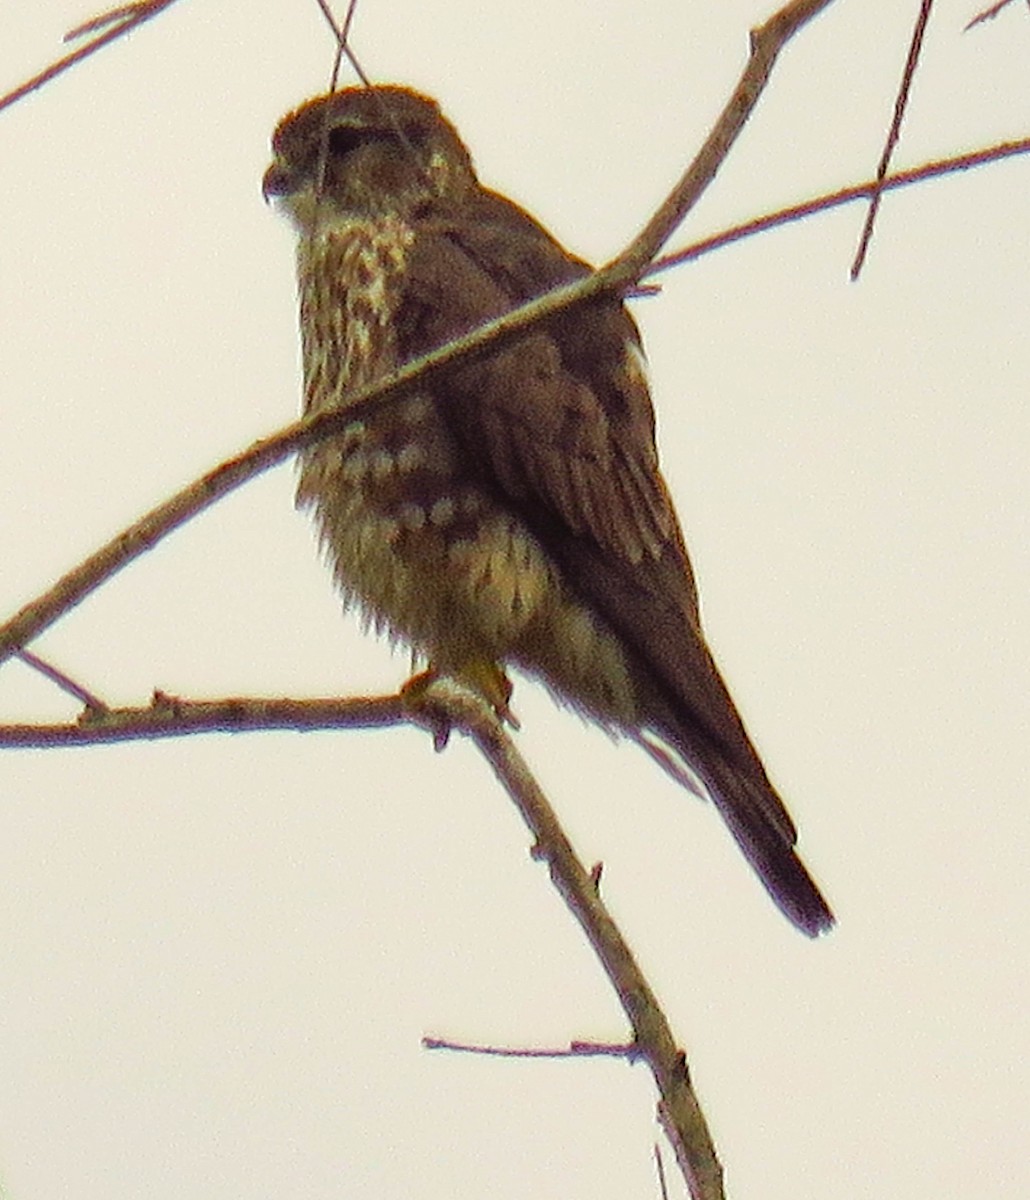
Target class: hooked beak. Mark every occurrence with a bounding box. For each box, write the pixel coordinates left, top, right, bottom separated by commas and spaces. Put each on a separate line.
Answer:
261, 160, 295, 204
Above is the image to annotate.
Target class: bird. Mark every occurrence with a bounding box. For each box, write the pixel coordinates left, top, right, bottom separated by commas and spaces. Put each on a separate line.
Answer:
263, 84, 834, 936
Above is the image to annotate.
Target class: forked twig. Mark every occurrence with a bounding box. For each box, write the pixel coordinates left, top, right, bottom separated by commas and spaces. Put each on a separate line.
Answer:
422, 1036, 640, 1059
0, 681, 726, 1199
0, 1, 181, 115
417, 683, 726, 1200
11, 649, 107, 712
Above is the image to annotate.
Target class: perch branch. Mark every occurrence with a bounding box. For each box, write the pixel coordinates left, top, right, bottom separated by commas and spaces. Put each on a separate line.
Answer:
412, 683, 726, 1200
0, 693, 404, 748
0, 683, 725, 1198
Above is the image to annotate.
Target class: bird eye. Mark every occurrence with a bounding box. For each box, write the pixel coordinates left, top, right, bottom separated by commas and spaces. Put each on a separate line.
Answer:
327, 126, 406, 157
327, 126, 365, 156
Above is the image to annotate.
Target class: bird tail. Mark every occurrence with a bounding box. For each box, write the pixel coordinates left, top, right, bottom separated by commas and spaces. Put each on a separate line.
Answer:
640, 724, 835, 938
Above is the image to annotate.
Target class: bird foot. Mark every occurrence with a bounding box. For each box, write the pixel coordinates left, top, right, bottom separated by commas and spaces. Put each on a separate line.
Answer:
401, 661, 519, 735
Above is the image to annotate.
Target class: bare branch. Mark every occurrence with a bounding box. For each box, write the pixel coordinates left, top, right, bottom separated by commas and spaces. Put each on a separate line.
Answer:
311, 0, 372, 91
653, 135, 1030, 276
0, 693, 405, 748
0, 678, 725, 1195
11, 649, 108, 712
413, 683, 725, 1200
851, 0, 935, 279
618, 0, 838, 272
422, 1036, 639, 1059
0, 1, 182, 115
0, 268, 616, 670
964, 0, 1023, 30
655, 1143, 671, 1200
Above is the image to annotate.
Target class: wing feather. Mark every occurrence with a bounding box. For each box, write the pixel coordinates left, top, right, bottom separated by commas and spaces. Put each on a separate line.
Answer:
396, 206, 673, 569
390, 195, 832, 934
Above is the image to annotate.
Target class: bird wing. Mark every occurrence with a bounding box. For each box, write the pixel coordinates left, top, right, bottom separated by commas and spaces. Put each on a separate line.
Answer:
395, 197, 767, 758
397, 191, 688, 579
394, 196, 826, 890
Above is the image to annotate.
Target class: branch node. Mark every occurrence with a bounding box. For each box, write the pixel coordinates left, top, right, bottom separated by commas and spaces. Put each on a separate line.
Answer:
151, 688, 182, 716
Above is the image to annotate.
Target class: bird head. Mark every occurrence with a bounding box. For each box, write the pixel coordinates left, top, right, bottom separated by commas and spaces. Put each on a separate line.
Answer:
263, 85, 476, 233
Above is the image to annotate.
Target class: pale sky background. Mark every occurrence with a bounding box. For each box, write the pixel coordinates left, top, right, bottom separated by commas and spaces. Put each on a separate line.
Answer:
1, 1, 1027, 1197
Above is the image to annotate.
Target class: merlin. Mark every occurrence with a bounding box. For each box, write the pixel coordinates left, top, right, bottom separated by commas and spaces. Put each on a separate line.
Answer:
263, 85, 833, 936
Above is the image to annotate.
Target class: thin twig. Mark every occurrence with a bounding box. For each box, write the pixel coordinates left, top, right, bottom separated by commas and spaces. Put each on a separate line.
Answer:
964, 0, 1020, 29
0, 1, 181, 115
338, 0, 373, 89
850, 0, 934, 279
655, 1143, 671, 1200
617, 0, 837, 273
311, 0, 346, 92
12, 649, 108, 712
653, 135, 1030, 276
65, 4, 145, 39
311, 0, 371, 91
422, 1036, 640, 1059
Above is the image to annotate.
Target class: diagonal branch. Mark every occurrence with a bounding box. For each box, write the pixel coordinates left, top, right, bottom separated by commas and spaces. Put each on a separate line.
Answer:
619, 0, 837, 272
440, 685, 725, 1200
0, 1, 182, 115
652, 135, 1030, 275
850, 0, 935, 278
964, 0, 1022, 29
10, 649, 108, 712
0, 268, 615, 670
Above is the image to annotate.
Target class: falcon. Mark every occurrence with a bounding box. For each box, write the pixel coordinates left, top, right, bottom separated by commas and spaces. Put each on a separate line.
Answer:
263, 85, 834, 935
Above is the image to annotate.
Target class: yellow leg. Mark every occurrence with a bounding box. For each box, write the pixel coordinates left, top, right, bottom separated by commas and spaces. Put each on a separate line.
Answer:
401, 659, 516, 725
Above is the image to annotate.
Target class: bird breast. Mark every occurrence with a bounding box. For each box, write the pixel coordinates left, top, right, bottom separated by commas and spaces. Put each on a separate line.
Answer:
293, 216, 560, 668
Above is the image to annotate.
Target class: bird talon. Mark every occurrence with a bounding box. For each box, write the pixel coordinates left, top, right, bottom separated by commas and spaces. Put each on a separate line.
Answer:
400, 669, 453, 749
454, 659, 517, 727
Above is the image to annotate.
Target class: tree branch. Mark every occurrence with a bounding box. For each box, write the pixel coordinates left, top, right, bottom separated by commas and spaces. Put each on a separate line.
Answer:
619, 0, 837, 271
4, 2, 1021, 1192
850, 0, 934, 279
414, 684, 726, 1200
651, 135, 1030, 276
0, 682, 726, 1199
0, 1, 183, 115
0, 693, 405, 747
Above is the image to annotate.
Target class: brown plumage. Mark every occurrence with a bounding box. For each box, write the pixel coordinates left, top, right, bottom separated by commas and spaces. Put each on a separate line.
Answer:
264, 85, 834, 936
